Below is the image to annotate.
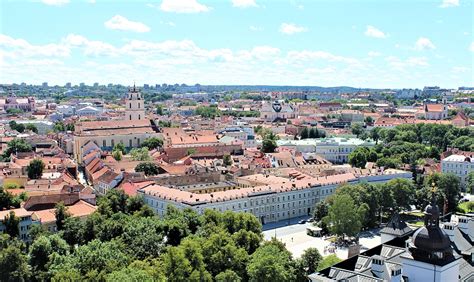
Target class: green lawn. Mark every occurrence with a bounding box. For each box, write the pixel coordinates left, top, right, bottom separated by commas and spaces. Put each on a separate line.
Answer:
457, 201, 474, 213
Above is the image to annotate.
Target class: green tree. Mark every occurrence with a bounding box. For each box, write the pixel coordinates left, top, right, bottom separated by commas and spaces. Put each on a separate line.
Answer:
156, 104, 165, 115
27, 159, 45, 179
324, 194, 362, 239
141, 137, 163, 150
130, 147, 151, 161
351, 123, 364, 137
3, 211, 20, 238
466, 171, 474, 194
370, 127, 381, 144
28, 224, 47, 241
29, 234, 69, 279
313, 201, 329, 222
15, 123, 25, 133
215, 270, 241, 282
25, 123, 38, 133
364, 116, 374, 125
300, 127, 309, 139
317, 254, 342, 271
112, 150, 122, 161
135, 162, 160, 176
261, 136, 277, 153
247, 242, 295, 282
423, 173, 461, 213
55, 202, 71, 231
385, 178, 416, 211
113, 142, 126, 154
2, 138, 32, 160
223, 154, 233, 166
120, 217, 164, 260
49, 239, 131, 278
65, 123, 75, 131
162, 246, 193, 282
299, 247, 322, 275
53, 121, 65, 132
195, 105, 221, 118
0, 243, 30, 281
348, 147, 368, 168
0, 186, 19, 210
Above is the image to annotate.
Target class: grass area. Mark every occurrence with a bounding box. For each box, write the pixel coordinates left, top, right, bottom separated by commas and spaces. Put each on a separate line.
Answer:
457, 201, 474, 213
408, 221, 424, 227
317, 255, 342, 271
403, 211, 424, 217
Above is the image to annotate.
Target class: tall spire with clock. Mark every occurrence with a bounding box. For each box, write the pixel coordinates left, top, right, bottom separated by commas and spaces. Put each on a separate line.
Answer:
125, 83, 145, 121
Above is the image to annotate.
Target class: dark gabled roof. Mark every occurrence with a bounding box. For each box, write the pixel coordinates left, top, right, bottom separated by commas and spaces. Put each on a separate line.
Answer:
459, 258, 474, 282
380, 213, 413, 237
451, 227, 474, 254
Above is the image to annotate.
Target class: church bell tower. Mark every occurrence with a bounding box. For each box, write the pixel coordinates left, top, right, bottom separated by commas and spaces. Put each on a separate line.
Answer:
125, 84, 145, 121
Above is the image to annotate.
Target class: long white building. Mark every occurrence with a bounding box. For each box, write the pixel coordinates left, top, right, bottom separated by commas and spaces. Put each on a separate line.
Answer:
277, 137, 375, 164
139, 170, 411, 224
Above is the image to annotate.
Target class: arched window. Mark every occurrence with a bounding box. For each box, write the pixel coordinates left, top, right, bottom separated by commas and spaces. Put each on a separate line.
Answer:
138, 114, 141, 120
138, 103, 140, 109
130, 103, 132, 109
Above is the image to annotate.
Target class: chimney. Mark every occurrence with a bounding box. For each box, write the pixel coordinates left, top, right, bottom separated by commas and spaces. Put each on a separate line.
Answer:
457, 216, 470, 235
442, 223, 455, 240
371, 256, 386, 279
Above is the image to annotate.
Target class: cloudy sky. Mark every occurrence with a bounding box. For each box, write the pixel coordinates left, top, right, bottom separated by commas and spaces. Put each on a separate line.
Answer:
0, 0, 472, 88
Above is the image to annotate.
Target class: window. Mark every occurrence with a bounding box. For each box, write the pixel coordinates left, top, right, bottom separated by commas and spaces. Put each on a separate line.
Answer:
129, 103, 132, 109
103, 140, 106, 147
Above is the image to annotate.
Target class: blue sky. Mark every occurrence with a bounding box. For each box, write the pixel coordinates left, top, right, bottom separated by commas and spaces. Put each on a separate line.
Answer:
0, 0, 472, 88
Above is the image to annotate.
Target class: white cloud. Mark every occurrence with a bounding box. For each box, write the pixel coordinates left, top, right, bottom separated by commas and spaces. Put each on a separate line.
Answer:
414, 37, 436, 50
0, 34, 70, 57
104, 15, 150, 33
63, 34, 117, 56
439, 0, 459, 8
249, 25, 263, 31
279, 23, 308, 35
470, 42, 474, 52
386, 56, 429, 69
232, 0, 258, 8
1, 34, 470, 88
452, 66, 469, 73
161, 21, 176, 27
365, 25, 387, 38
41, 0, 69, 6
368, 51, 381, 57
160, 0, 210, 13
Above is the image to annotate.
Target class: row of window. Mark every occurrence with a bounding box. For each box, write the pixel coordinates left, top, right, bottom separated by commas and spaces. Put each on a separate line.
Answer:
102, 139, 140, 148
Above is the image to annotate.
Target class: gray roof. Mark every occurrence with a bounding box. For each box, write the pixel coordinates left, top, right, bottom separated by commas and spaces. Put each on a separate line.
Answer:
380, 213, 413, 237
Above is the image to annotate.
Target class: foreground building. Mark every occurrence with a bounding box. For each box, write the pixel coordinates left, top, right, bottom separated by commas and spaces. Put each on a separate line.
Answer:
309, 198, 473, 282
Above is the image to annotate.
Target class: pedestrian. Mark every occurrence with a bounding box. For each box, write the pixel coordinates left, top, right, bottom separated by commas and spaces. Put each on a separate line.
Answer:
291, 237, 293, 242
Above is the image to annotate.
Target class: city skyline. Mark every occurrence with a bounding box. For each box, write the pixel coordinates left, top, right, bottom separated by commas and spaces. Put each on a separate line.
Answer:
1, 0, 473, 88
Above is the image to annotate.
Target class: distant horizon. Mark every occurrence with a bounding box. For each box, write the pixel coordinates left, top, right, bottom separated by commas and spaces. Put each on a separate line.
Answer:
1, 82, 473, 91
1, 0, 473, 88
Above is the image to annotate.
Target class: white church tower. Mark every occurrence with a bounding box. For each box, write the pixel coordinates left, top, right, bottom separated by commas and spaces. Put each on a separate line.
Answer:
125, 84, 145, 121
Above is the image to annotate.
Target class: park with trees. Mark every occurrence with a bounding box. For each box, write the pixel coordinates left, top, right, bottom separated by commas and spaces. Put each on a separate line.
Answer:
1, 189, 334, 281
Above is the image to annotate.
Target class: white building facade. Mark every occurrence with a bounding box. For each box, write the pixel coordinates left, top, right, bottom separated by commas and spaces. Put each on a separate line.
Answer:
441, 154, 474, 191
